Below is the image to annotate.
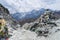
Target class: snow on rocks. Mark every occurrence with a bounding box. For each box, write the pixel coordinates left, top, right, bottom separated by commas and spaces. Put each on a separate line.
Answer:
9, 29, 37, 40
49, 31, 60, 40
9, 19, 60, 40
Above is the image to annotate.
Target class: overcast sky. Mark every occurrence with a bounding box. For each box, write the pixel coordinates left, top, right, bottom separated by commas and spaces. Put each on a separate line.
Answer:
0, 0, 60, 14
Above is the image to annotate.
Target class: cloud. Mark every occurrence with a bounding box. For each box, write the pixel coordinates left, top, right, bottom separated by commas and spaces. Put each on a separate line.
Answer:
45, 0, 60, 10
0, 0, 44, 14
41, 0, 56, 4
0, 0, 60, 14
3, 0, 45, 12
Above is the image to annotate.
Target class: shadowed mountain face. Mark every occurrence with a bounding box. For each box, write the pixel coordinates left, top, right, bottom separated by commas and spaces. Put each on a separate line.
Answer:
12, 8, 45, 20
0, 4, 20, 29
54, 11, 60, 18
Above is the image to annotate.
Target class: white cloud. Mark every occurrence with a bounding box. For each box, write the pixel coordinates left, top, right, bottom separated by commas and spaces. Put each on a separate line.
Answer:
0, 0, 60, 14
41, 0, 56, 4
0, 0, 45, 14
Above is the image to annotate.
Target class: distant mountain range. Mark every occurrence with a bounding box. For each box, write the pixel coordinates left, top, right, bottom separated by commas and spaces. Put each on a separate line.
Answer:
11, 8, 45, 20
11, 8, 60, 26
11, 8, 45, 25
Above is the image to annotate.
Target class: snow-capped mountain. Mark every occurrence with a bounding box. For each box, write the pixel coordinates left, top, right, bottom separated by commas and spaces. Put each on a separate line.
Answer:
12, 8, 45, 21
11, 9, 60, 26
0, 0, 60, 24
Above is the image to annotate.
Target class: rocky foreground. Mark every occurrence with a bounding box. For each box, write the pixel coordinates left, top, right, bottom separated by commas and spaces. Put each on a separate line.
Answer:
9, 19, 60, 40
9, 10, 60, 40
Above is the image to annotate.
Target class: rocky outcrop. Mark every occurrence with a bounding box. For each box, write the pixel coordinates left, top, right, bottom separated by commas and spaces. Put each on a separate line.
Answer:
0, 4, 20, 29
22, 9, 58, 37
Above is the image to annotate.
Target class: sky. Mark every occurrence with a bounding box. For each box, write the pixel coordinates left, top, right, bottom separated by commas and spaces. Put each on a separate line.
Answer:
0, 0, 60, 14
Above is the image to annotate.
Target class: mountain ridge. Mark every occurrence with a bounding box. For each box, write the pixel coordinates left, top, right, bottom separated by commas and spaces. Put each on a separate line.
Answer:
0, 4, 20, 29
11, 9, 60, 26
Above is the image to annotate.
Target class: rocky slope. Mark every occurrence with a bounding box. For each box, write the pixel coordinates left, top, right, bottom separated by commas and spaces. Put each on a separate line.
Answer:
0, 4, 20, 29
9, 18, 60, 40
22, 9, 60, 37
